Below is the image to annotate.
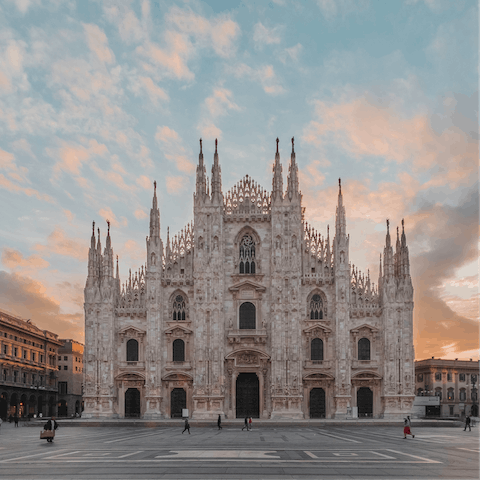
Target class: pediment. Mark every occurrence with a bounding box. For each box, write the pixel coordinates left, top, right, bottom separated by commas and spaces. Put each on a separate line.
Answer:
228, 280, 266, 293
225, 348, 270, 360
303, 372, 335, 381
352, 370, 382, 380
118, 325, 146, 337
350, 323, 379, 334
164, 324, 193, 336
303, 323, 332, 335
162, 372, 193, 381
115, 372, 146, 381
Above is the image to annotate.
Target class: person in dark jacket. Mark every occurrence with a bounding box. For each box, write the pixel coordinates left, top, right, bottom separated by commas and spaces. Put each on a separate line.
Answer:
217, 415, 222, 430
44, 417, 58, 442
464, 415, 471, 432
242, 417, 248, 431
182, 418, 190, 434
13, 414, 19, 427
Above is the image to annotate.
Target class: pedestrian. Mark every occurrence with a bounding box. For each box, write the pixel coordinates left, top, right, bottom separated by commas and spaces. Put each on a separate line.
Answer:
44, 416, 58, 442
242, 416, 248, 431
13, 414, 19, 427
248, 417, 252, 431
217, 415, 222, 430
182, 418, 190, 434
403, 416, 414, 439
0, 417, 3, 432
464, 415, 471, 432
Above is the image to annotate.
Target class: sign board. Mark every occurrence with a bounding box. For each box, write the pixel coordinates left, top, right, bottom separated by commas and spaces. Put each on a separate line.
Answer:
182, 409, 189, 418
413, 396, 440, 406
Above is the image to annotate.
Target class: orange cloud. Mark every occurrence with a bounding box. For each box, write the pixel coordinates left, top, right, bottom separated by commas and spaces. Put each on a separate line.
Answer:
134, 208, 148, 219
155, 126, 195, 174
33, 227, 88, 261
1, 248, 49, 274
166, 175, 189, 195
98, 207, 128, 229
0, 173, 54, 203
83, 23, 115, 65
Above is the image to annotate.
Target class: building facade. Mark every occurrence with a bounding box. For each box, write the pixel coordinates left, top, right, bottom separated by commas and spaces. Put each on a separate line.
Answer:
83, 139, 415, 420
57, 339, 84, 417
415, 357, 479, 418
0, 309, 62, 420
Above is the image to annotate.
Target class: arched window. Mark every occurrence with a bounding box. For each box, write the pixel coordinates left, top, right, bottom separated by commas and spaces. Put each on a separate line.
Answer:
311, 338, 324, 361
173, 339, 185, 362
173, 294, 186, 321
358, 338, 370, 361
310, 294, 323, 319
239, 302, 256, 329
126, 339, 139, 362
447, 388, 454, 401
239, 234, 255, 274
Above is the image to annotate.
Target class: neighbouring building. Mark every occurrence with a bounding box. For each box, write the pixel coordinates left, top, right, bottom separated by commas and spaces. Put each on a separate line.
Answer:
57, 339, 84, 417
83, 139, 415, 420
414, 357, 479, 418
0, 309, 62, 420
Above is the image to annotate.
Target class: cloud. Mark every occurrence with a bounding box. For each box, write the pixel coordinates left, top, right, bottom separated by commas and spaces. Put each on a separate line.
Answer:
134, 76, 169, 105
228, 63, 285, 95
63, 209, 75, 223
98, 207, 128, 229
136, 175, 152, 190
134, 208, 148, 219
33, 227, 89, 261
11, 138, 36, 158
199, 122, 222, 140
279, 43, 303, 64
0, 271, 83, 341
118, 239, 144, 263
253, 22, 282, 48
0, 36, 29, 94
1, 248, 49, 274
155, 126, 195, 174
83, 23, 115, 65
0, 173, 54, 203
204, 88, 240, 117
317, 0, 370, 19
166, 175, 189, 195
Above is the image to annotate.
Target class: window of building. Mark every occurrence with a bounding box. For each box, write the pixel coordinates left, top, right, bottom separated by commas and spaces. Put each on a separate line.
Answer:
40, 376, 44, 385
472, 374, 478, 383
449, 406, 454, 416
435, 372, 442, 381
23, 350, 27, 359
64, 356, 68, 361
173, 295, 186, 321
58, 356, 61, 361
447, 373, 452, 382
32, 374, 36, 384
417, 373, 424, 382
13, 347, 18, 357
3, 345, 7, 354
447, 388, 454, 401
58, 382, 67, 395
435, 388, 442, 400
32, 352, 36, 362
58, 366, 61, 370
459, 389, 466, 401
239, 234, 256, 274
459, 373, 465, 382
126, 339, 139, 362
311, 338, 324, 361
173, 339, 185, 362
22, 373, 26, 383
2, 369, 7, 381
309, 294, 323, 319
358, 338, 371, 361
13, 371, 18, 382
63, 365, 68, 370
472, 388, 478, 402
40, 355, 44, 363
239, 302, 256, 329
75, 366, 78, 371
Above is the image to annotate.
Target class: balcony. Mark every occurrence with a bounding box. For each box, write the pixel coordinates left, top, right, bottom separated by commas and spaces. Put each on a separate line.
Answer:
227, 329, 267, 345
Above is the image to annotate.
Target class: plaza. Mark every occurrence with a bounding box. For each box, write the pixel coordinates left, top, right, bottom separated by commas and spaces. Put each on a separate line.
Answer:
0, 421, 478, 479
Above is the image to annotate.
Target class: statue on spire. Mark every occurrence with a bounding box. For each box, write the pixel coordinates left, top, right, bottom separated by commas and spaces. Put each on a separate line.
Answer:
339, 178, 341, 194
199, 138, 202, 153
107, 220, 110, 235
154, 180, 156, 190
276, 137, 279, 153
215, 138, 218, 153
92, 221, 95, 235
291, 136, 294, 153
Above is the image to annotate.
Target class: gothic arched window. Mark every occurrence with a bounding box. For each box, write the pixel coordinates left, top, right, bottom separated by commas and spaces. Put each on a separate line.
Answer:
239, 234, 256, 274
239, 302, 256, 329
126, 339, 139, 362
173, 339, 185, 362
358, 338, 370, 360
310, 294, 323, 319
173, 295, 186, 321
311, 338, 324, 361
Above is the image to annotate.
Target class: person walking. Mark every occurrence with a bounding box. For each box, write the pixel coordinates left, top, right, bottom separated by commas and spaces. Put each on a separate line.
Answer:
44, 416, 58, 442
182, 418, 190, 434
217, 415, 222, 430
13, 414, 19, 427
242, 417, 248, 431
248, 417, 252, 431
403, 416, 414, 439
464, 415, 471, 432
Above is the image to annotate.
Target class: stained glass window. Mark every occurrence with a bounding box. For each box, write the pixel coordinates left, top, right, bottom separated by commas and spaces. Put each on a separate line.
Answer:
239, 235, 256, 274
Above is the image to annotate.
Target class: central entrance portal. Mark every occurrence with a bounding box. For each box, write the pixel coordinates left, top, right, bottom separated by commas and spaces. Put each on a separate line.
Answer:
357, 387, 373, 417
171, 388, 186, 418
125, 388, 140, 418
309, 388, 326, 418
236, 372, 259, 418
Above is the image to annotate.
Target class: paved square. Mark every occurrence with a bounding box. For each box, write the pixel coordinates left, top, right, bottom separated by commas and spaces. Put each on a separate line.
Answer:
0, 423, 478, 479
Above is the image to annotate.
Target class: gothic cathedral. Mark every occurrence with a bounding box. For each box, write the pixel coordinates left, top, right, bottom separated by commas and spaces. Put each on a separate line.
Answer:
83, 139, 415, 420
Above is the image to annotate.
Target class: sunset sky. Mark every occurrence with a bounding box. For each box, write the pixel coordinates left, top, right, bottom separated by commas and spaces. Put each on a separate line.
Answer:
0, 0, 477, 361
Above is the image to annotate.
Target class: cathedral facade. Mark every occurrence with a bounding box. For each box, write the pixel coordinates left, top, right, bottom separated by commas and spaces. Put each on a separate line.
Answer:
83, 139, 415, 420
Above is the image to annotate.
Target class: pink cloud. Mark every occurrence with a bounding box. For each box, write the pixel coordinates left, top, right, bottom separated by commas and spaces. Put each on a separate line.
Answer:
155, 126, 195, 174
33, 227, 88, 261
134, 209, 148, 220
136, 175, 152, 190
199, 122, 222, 140
166, 175, 189, 195
1, 248, 49, 273
205, 88, 240, 117
98, 207, 128, 229
83, 23, 115, 65
0, 173, 54, 203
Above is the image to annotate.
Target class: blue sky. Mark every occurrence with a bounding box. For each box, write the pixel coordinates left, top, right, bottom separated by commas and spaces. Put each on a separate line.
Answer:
0, 0, 478, 360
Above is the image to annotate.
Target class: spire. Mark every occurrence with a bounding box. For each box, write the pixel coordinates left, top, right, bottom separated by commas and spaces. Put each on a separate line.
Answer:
401, 218, 406, 247
286, 136, 299, 201
211, 138, 222, 202
383, 219, 394, 279
91, 221, 96, 249
272, 137, 283, 202
149, 181, 160, 240
335, 178, 346, 239
96, 227, 101, 253
116, 255, 119, 279
196, 138, 207, 201
166, 226, 171, 260
385, 219, 391, 248
106, 219, 111, 250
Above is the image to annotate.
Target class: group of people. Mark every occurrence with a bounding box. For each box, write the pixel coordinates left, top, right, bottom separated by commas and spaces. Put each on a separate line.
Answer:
242, 416, 253, 431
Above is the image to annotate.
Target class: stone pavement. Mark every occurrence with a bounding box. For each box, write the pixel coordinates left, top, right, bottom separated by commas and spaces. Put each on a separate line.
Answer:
0, 422, 478, 479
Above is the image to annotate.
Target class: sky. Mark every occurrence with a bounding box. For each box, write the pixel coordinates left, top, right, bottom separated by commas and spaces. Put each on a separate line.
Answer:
0, 0, 478, 361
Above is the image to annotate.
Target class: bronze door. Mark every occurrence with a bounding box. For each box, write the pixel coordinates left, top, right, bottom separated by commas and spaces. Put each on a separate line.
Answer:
236, 373, 259, 418
309, 388, 326, 418
125, 388, 141, 418
171, 388, 186, 418
357, 387, 373, 417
